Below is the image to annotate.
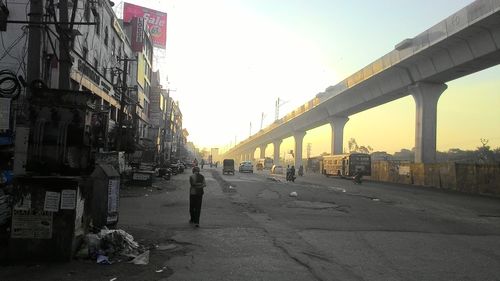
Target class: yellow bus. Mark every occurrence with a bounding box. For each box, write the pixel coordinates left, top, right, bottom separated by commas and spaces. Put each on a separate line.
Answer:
321, 153, 371, 177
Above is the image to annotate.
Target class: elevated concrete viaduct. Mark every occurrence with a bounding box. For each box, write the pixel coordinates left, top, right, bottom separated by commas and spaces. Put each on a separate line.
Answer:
223, 0, 500, 167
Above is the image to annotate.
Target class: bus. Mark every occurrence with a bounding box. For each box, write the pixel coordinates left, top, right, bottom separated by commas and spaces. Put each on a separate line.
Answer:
256, 157, 273, 170
321, 153, 371, 177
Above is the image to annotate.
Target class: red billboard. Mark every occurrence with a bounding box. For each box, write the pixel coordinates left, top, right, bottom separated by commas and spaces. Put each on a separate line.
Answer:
123, 2, 167, 49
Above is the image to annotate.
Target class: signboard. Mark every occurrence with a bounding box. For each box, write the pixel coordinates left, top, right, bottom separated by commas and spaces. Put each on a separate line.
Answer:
398, 166, 410, 176
11, 210, 53, 239
107, 179, 119, 223
123, 2, 167, 48
130, 17, 145, 52
0, 97, 10, 130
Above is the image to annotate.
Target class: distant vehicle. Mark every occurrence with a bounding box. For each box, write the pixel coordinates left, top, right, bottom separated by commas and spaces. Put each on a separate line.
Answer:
255, 163, 264, 171
256, 157, 274, 170
271, 165, 284, 174
239, 161, 254, 173
222, 159, 235, 175
321, 153, 371, 177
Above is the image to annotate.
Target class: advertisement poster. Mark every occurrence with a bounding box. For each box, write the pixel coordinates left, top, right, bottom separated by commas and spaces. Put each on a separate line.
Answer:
44, 191, 60, 212
11, 210, 53, 239
60, 189, 76, 210
123, 2, 167, 48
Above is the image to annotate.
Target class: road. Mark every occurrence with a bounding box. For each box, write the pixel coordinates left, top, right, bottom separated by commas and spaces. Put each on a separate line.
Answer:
1, 167, 499, 281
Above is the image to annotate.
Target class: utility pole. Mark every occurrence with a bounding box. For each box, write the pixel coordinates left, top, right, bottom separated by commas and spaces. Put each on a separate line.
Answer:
58, 0, 71, 90
275, 97, 289, 121
26, 0, 43, 94
260, 112, 266, 130
115, 56, 136, 151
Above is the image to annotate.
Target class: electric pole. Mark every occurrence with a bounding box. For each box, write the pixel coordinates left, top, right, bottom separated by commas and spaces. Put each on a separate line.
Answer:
260, 112, 266, 130
115, 56, 136, 151
58, 0, 71, 90
275, 97, 289, 121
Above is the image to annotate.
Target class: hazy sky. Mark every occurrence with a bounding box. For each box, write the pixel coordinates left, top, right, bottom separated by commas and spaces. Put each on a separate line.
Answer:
116, 0, 500, 156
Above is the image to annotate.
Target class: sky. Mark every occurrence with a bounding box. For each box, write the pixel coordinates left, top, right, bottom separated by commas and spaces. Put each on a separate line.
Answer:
116, 0, 500, 157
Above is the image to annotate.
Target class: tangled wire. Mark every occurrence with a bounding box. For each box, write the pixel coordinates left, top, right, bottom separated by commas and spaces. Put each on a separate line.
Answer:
0, 70, 21, 99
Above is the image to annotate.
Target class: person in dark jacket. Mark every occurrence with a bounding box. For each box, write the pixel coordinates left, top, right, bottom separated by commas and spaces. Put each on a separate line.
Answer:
189, 166, 206, 227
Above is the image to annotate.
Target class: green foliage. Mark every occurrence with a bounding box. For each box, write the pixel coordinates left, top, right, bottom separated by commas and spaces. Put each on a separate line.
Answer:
347, 138, 373, 154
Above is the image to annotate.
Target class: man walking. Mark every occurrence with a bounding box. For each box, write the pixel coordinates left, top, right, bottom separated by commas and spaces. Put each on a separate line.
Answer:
189, 166, 206, 227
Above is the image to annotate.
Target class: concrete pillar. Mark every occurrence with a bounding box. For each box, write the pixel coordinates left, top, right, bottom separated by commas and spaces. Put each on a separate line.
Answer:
329, 116, 349, 155
293, 131, 306, 169
409, 82, 447, 163
273, 140, 282, 166
259, 144, 267, 159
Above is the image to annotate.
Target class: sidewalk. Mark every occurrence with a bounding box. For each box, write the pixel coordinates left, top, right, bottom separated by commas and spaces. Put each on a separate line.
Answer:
0, 167, 314, 281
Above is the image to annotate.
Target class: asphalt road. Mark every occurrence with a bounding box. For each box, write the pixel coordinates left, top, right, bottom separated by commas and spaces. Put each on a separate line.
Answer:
1, 167, 499, 281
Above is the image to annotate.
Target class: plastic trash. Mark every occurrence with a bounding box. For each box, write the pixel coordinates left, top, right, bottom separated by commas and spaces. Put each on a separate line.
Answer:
156, 266, 167, 273
85, 233, 101, 259
131, 250, 150, 265
289, 191, 298, 197
97, 254, 111, 264
156, 244, 177, 251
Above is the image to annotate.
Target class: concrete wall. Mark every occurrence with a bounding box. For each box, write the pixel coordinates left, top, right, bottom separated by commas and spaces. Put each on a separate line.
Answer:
371, 161, 500, 197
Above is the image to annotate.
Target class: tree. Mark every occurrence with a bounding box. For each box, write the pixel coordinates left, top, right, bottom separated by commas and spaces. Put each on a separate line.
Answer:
476, 138, 495, 163
347, 138, 373, 154
348, 138, 358, 153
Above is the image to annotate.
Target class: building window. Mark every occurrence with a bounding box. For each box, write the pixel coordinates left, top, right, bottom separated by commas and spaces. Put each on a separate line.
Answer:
84, 2, 90, 22
110, 106, 117, 121
104, 26, 108, 46
111, 37, 115, 56
82, 46, 88, 61
103, 67, 107, 80
93, 58, 98, 69
95, 14, 100, 35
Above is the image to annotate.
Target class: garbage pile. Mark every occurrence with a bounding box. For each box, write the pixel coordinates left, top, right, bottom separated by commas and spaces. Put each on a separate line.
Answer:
76, 228, 149, 265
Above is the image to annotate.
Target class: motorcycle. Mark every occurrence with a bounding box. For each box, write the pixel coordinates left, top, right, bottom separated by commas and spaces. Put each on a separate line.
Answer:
352, 172, 363, 184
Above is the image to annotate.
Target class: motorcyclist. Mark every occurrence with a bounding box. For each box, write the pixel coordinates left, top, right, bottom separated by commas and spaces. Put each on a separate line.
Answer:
353, 169, 363, 184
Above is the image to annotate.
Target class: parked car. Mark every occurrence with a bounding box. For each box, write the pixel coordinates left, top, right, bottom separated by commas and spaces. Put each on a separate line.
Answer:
222, 159, 235, 175
239, 161, 254, 173
271, 165, 284, 174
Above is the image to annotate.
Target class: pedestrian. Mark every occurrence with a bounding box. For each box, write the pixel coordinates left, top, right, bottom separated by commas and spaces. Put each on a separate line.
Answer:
298, 165, 304, 176
290, 165, 296, 181
189, 166, 206, 227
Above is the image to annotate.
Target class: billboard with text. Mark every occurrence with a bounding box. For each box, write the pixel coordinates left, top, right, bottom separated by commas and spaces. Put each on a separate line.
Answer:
123, 2, 167, 49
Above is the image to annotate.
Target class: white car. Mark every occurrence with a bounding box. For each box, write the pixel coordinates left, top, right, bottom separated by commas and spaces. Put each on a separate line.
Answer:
271, 165, 284, 174
238, 161, 254, 173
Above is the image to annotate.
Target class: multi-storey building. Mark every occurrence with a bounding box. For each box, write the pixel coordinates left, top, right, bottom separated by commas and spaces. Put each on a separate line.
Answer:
123, 16, 153, 142
148, 70, 169, 163
69, 0, 135, 149
1, 0, 186, 165
1, 0, 140, 151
